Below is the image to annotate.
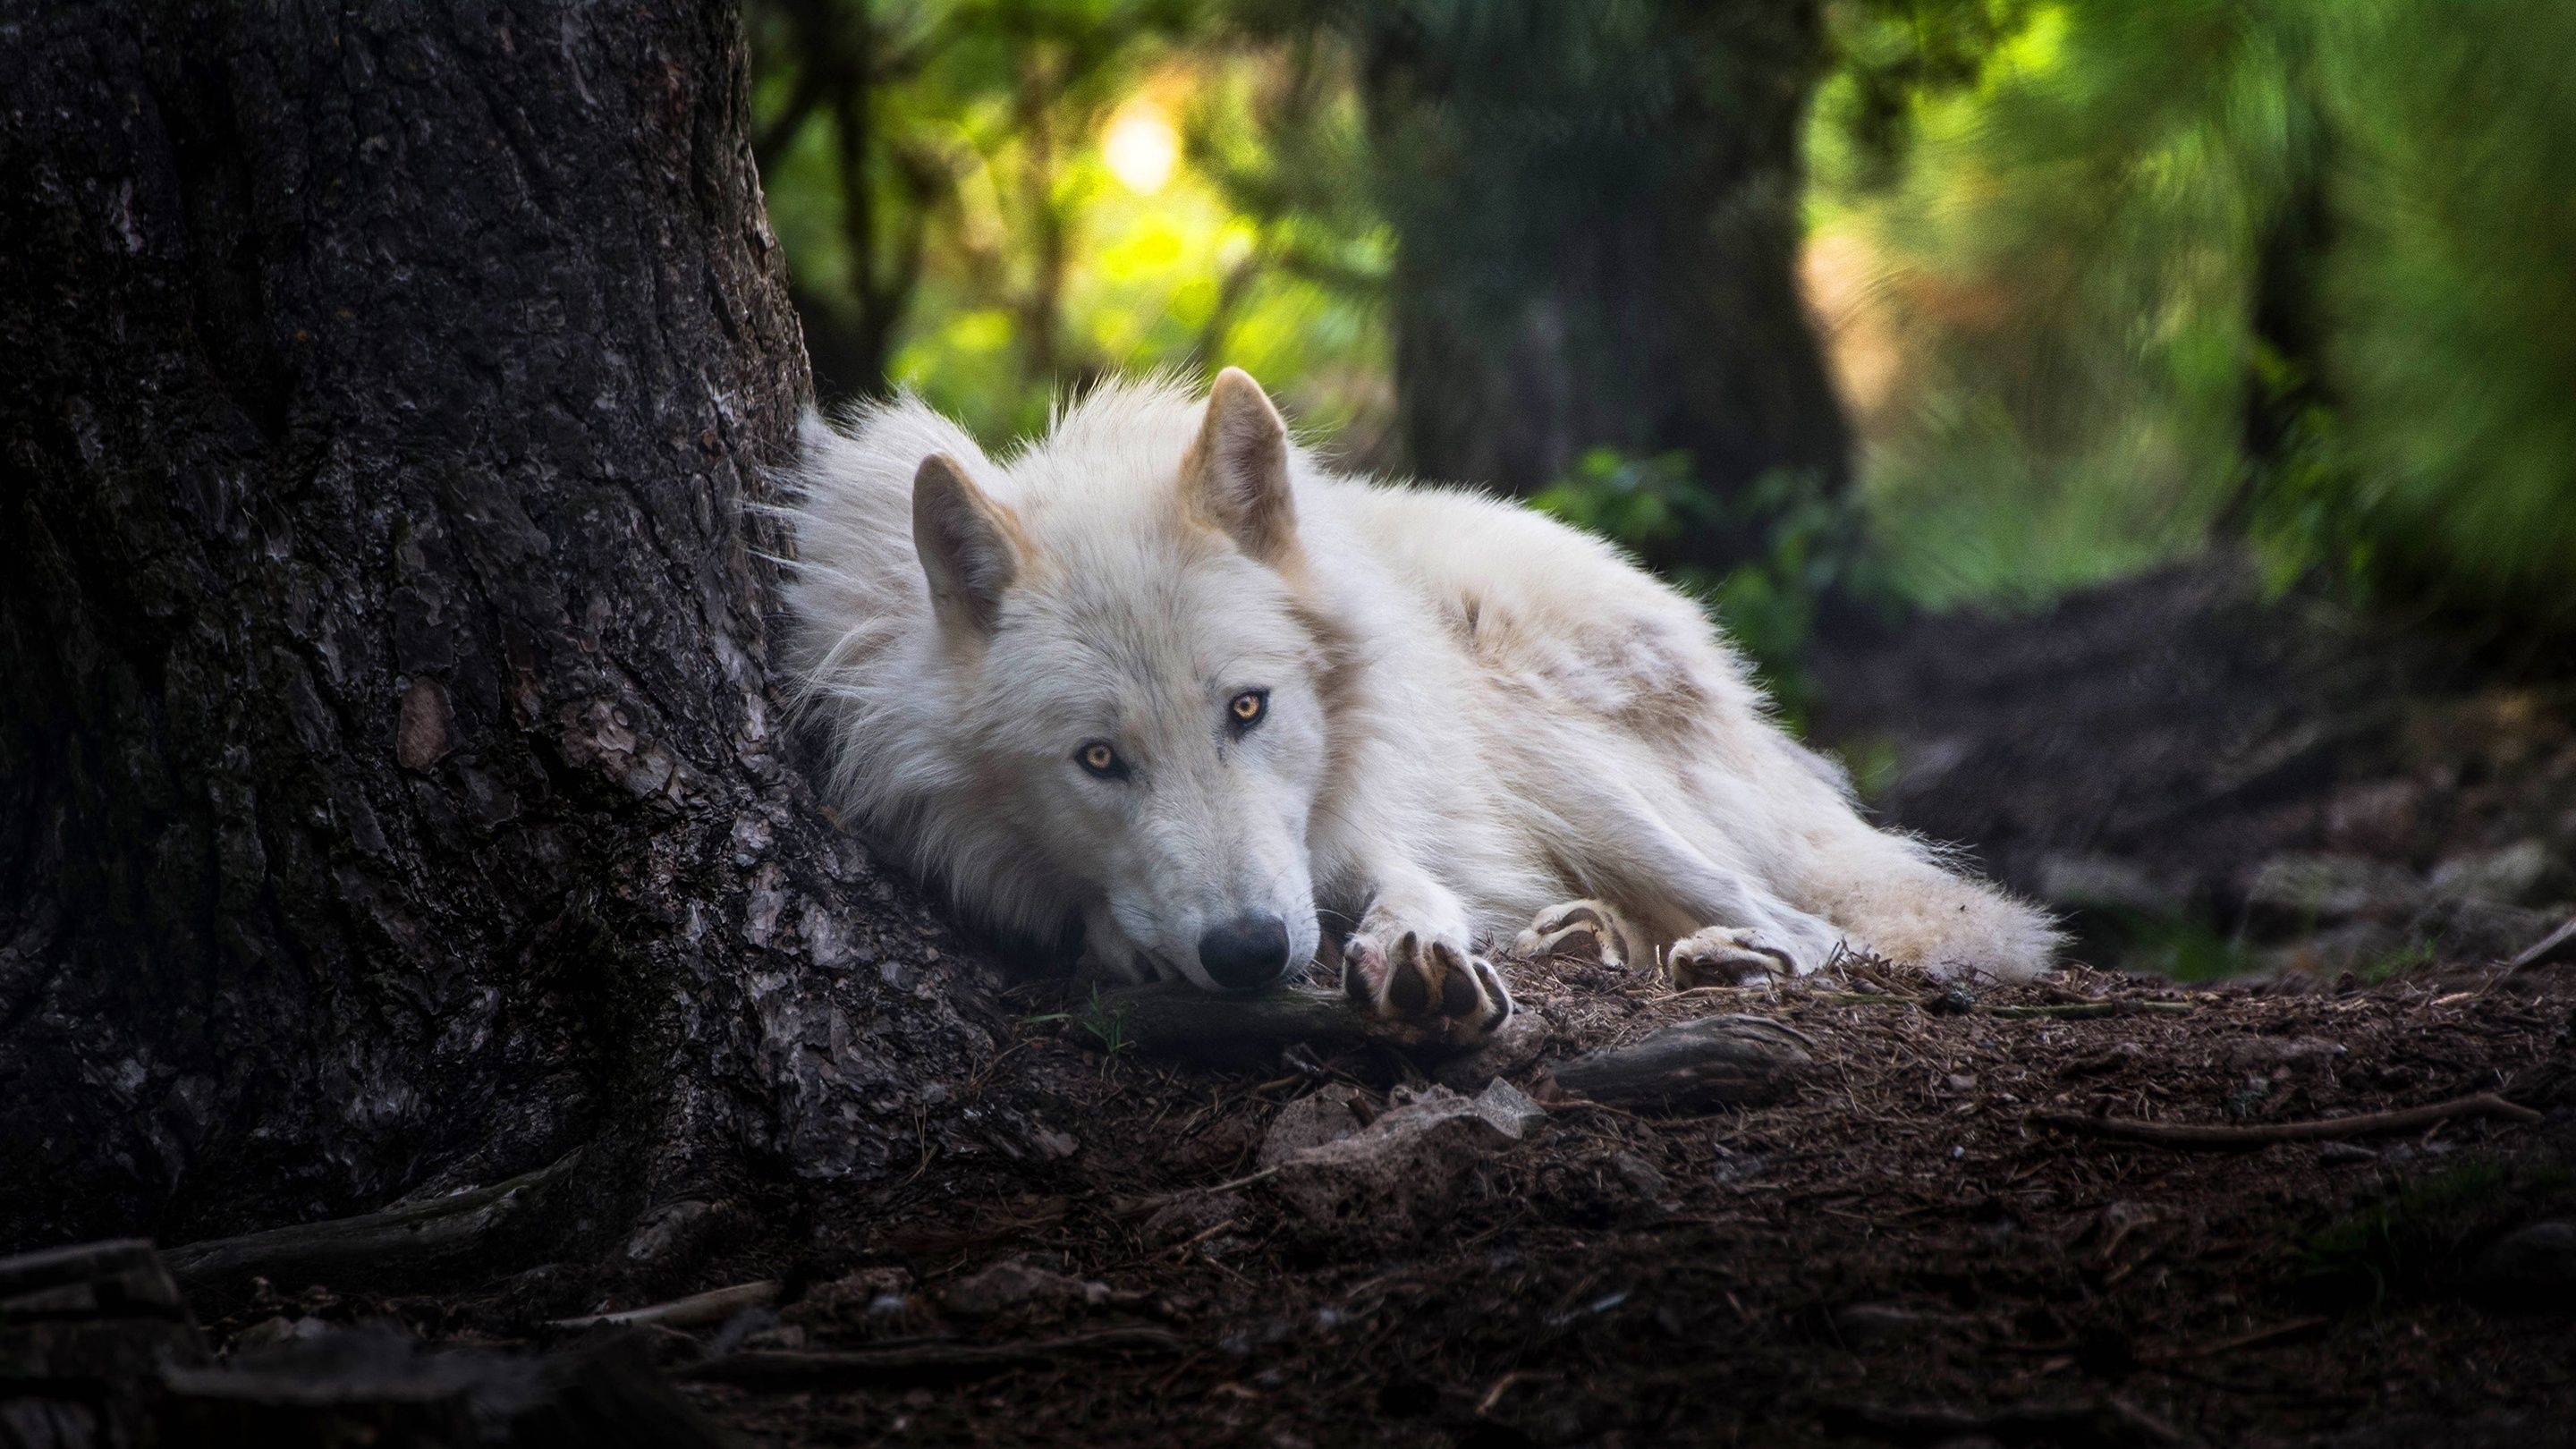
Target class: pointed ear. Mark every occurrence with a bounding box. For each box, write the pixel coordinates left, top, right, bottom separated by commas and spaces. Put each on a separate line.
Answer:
1182, 368, 1299, 565
912, 452, 1020, 636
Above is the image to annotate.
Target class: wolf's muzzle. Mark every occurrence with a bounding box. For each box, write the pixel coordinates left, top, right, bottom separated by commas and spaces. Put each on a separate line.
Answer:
1197, 914, 1292, 992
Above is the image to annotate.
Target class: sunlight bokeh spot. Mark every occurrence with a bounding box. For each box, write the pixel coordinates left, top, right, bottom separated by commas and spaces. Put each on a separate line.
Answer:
1102, 100, 1178, 195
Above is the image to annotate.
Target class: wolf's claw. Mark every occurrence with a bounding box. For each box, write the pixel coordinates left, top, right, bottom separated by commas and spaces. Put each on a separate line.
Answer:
1662, 926, 1799, 988
1343, 928, 1513, 1041
1512, 898, 1642, 970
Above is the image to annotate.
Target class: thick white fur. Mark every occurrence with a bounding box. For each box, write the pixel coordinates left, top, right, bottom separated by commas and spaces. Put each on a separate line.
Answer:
779, 373, 2057, 1007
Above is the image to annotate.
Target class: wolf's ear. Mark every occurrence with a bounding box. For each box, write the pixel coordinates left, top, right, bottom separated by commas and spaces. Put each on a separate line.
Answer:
912, 452, 1020, 637
1182, 367, 1298, 565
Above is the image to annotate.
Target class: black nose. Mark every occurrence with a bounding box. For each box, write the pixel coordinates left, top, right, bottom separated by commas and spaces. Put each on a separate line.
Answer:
1197, 914, 1292, 991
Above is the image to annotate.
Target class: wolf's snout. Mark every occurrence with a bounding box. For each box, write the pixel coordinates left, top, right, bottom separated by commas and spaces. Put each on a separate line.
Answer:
1197, 914, 1292, 991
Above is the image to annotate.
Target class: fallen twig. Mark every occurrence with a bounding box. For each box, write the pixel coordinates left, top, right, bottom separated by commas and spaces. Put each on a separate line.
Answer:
2037, 1091, 2540, 1148
1092, 982, 1439, 1063
547, 1278, 780, 1332
1985, 1001, 2195, 1020
162, 1149, 583, 1300
2148, 1315, 2328, 1362
1476, 1368, 1563, 1416
674, 1327, 1189, 1389
2508, 915, 2576, 974
1826, 1394, 2183, 1446
1542, 1014, 1813, 1110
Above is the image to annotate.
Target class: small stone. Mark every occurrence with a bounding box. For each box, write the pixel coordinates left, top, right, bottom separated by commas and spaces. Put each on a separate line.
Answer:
2464, 1221, 2576, 1313
2216, 1036, 2345, 1077
1708, 1145, 1767, 1186
1267, 1084, 1531, 1244
787, 1265, 913, 1324
941, 1257, 1104, 1319
1140, 1191, 1245, 1247
1605, 1149, 1670, 1205
1257, 1086, 1368, 1168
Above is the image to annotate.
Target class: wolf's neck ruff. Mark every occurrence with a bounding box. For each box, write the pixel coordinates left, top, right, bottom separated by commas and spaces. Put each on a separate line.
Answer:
780, 369, 2056, 1038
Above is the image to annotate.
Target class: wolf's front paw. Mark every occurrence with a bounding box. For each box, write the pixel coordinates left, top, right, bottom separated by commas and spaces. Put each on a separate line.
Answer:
1342, 929, 1513, 1040
1512, 899, 1643, 970
1662, 927, 1802, 988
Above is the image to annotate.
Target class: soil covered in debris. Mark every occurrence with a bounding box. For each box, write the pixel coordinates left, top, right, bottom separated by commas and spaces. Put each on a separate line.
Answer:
216, 954, 2576, 1448
94, 559, 2574, 1446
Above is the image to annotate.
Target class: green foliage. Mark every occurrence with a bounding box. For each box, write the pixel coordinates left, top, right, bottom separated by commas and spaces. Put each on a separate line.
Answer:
1815, 0, 2576, 627
1021, 985, 1136, 1076
2320, 0, 2576, 620
752, 0, 2576, 637
750, 0, 1387, 444
2096, 911, 2264, 983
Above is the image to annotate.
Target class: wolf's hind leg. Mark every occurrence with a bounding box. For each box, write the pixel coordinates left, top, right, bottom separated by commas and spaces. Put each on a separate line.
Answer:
1511, 899, 1644, 971
1577, 797, 1847, 976
1663, 927, 1805, 988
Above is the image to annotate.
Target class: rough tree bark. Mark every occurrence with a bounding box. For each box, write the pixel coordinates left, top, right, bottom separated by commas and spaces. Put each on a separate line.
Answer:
0, 0, 1026, 1260
1357, 0, 1851, 569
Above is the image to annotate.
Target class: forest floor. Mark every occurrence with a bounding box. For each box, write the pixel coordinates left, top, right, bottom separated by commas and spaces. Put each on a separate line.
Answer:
166, 558, 2576, 1447
230, 952, 2576, 1448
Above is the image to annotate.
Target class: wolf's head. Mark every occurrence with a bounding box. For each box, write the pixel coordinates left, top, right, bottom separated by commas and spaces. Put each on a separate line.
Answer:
809, 369, 1344, 993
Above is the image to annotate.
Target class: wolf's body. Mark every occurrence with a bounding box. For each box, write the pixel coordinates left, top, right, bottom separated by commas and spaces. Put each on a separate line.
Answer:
784, 371, 2054, 1035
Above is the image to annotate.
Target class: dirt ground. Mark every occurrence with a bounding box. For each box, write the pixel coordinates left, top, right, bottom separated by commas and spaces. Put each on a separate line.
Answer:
255, 947, 2576, 1449
167, 560, 2576, 1446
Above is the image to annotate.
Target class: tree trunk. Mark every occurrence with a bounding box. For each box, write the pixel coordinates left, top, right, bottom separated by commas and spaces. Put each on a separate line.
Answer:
1359, 0, 1851, 571
0, 0, 1009, 1262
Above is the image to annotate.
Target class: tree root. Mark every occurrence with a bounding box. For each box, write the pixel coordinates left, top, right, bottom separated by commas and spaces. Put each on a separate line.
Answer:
161, 1149, 585, 1301
2036, 1091, 2541, 1149
1088, 981, 1440, 1063
1540, 1015, 1813, 1110
674, 1327, 1190, 1389
548, 1278, 780, 1332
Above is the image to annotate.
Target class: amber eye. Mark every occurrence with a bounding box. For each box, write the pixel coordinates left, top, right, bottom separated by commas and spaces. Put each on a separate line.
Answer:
1076, 741, 1126, 779
1227, 689, 1268, 732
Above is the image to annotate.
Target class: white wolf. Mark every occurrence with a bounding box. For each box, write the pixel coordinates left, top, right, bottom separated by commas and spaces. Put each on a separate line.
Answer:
782, 369, 2055, 1038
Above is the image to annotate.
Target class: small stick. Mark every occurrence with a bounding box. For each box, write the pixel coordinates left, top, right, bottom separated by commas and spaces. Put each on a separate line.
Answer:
162, 1148, 584, 1297
1986, 1001, 2195, 1020
1477, 1369, 1564, 1416
2148, 1315, 2329, 1362
674, 1327, 1189, 1389
548, 1278, 781, 1332
2037, 1092, 2541, 1149
2508, 916, 2576, 974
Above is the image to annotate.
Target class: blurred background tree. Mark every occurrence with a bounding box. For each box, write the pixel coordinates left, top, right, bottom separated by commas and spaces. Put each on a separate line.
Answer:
747, 0, 2576, 642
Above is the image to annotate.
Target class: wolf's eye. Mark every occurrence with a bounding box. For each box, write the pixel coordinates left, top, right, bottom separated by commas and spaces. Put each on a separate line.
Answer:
1226, 689, 1268, 733
1076, 741, 1127, 779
